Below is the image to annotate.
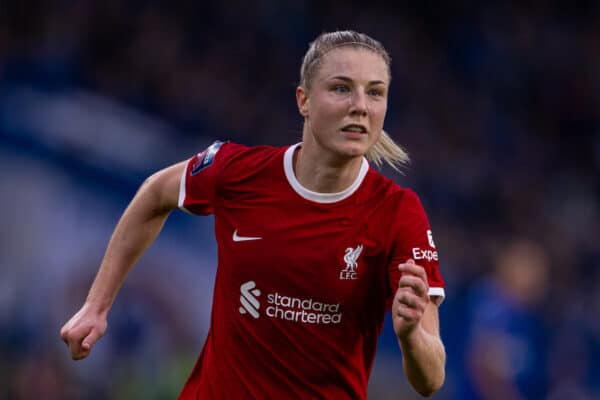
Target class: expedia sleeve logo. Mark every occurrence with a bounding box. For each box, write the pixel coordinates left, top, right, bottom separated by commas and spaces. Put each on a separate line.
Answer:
411, 229, 439, 262
412, 247, 439, 262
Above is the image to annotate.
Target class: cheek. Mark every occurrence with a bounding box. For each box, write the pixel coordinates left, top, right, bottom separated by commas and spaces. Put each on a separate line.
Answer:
373, 104, 387, 125
312, 98, 347, 124
381, 102, 388, 116
322, 95, 349, 114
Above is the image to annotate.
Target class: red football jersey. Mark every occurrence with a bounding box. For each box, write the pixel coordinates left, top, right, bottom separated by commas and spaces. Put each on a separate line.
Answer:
177, 141, 445, 399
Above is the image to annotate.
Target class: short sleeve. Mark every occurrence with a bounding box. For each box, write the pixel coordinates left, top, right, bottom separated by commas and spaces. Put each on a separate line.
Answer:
387, 189, 446, 306
178, 140, 228, 215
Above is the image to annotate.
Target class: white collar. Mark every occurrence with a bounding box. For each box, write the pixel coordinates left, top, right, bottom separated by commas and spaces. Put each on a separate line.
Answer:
283, 143, 369, 204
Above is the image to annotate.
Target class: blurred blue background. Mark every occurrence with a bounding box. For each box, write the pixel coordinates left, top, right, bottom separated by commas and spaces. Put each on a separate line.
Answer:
1, 1, 599, 399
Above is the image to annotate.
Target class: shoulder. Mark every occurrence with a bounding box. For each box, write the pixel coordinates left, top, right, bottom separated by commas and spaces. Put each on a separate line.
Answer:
190, 141, 285, 170
220, 142, 286, 165
188, 141, 289, 188
215, 142, 287, 176
362, 168, 423, 208
358, 170, 433, 232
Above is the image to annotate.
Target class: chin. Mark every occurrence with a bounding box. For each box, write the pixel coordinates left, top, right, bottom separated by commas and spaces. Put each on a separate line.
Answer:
338, 141, 369, 158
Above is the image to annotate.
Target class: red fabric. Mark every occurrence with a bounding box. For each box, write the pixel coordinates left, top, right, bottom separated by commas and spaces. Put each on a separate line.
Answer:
178, 142, 445, 399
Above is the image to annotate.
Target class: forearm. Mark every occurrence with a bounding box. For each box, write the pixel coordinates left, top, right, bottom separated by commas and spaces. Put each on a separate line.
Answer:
398, 325, 446, 397
86, 179, 173, 313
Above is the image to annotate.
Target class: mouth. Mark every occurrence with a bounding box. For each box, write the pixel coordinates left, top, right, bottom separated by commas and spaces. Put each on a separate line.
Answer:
340, 124, 368, 135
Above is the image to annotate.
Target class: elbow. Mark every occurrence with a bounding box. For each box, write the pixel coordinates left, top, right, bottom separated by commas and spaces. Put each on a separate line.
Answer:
415, 372, 445, 397
416, 387, 439, 398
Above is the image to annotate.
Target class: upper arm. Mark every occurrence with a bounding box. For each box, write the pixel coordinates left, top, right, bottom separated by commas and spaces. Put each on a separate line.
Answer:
140, 161, 187, 213
386, 190, 446, 306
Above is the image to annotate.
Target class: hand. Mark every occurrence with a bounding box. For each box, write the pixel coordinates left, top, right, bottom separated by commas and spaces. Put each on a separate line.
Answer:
60, 303, 107, 360
392, 259, 430, 339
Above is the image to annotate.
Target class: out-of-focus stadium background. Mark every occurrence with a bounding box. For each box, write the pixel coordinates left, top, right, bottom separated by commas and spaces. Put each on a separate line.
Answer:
1, 1, 599, 399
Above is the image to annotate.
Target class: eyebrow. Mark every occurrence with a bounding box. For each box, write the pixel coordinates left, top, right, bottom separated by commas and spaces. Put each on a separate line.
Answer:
330, 76, 386, 85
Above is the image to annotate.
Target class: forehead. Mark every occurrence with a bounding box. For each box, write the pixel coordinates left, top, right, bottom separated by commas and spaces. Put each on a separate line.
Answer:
315, 47, 389, 83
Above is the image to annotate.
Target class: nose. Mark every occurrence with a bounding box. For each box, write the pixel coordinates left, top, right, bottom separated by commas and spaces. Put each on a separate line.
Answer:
349, 90, 368, 116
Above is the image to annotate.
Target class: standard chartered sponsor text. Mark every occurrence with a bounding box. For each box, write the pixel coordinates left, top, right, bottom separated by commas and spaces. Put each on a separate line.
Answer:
266, 292, 342, 324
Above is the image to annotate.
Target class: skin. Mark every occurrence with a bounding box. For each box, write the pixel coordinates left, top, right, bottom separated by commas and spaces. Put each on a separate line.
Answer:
60, 162, 183, 360
61, 45, 445, 397
295, 48, 387, 193
395, 261, 445, 396
295, 47, 445, 396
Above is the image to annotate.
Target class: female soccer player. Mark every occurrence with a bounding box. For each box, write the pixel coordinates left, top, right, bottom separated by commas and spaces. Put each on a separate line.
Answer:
61, 30, 446, 398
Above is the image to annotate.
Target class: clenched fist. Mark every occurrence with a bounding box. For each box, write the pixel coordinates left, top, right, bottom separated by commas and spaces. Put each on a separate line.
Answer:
60, 304, 107, 360
392, 259, 430, 339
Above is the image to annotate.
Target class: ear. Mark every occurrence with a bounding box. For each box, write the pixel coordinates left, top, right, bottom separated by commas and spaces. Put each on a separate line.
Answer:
296, 86, 309, 117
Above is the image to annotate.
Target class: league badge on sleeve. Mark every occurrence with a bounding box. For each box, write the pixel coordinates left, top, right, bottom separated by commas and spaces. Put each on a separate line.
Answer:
191, 140, 224, 176
427, 229, 436, 248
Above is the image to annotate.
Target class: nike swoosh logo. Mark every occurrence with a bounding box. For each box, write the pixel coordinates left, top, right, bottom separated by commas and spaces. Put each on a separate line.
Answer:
233, 229, 262, 242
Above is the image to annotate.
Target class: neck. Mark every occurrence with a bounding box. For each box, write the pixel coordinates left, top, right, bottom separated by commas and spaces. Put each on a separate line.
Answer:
293, 142, 365, 194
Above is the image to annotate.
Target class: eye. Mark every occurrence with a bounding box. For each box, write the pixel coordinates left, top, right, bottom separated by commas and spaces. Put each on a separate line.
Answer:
333, 85, 350, 94
368, 88, 384, 97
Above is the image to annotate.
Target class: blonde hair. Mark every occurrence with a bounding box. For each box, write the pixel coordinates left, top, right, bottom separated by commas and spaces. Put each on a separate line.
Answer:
300, 31, 409, 171
367, 130, 409, 172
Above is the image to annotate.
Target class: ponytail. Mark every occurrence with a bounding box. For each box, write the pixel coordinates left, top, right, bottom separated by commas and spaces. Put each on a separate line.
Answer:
366, 130, 410, 172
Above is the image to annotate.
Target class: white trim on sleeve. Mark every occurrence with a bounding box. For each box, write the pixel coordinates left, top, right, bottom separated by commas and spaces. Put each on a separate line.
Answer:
178, 159, 192, 214
428, 287, 445, 305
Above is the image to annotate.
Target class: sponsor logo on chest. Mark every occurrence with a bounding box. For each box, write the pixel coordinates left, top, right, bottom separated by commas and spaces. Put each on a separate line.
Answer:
238, 281, 342, 325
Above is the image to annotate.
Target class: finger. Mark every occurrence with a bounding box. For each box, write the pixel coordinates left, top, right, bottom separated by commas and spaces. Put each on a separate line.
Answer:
398, 260, 428, 281
396, 290, 419, 308
397, 288, 429, 312
398, 259, 424, 275
70, 332, 97, 360
399, 275, 428, 297
394, 301, 419, 321
72, 340, 92, 361
73, 351, 89, 361
68, 339, 84, 359
82, 328, 102, 351
60, 326, 69, 345
63, 326, 91, 357
60, 323, 77, 346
